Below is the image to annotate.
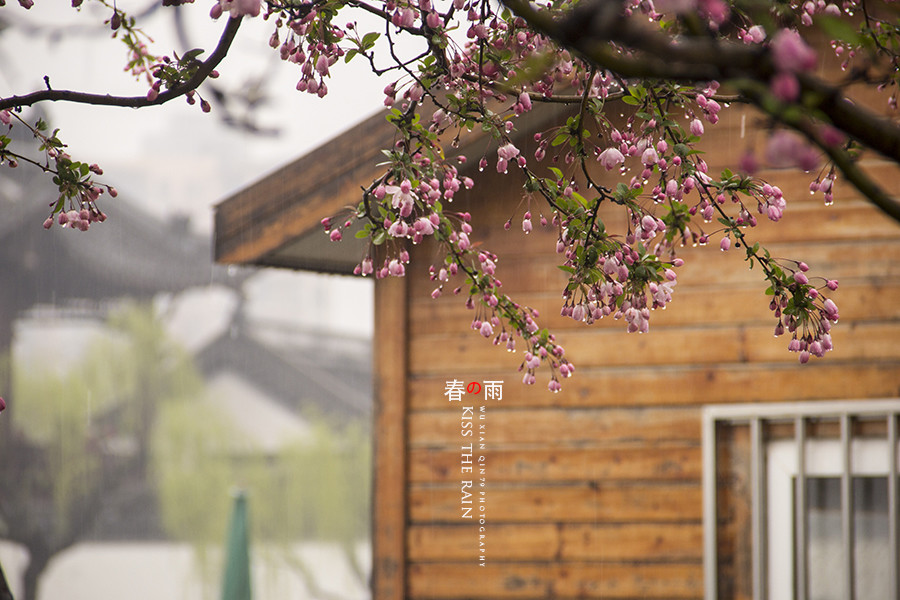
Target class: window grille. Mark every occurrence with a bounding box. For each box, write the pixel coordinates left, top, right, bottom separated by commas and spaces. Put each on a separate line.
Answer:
702, 399, 900, 600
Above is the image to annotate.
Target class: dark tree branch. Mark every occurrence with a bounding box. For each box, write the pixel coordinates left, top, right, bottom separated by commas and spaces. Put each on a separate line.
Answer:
0, 16, 243, 112
798, 72, 900, 164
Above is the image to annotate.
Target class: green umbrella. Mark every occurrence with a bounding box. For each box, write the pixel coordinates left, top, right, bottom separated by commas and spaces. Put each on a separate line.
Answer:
221, 490, 252, 600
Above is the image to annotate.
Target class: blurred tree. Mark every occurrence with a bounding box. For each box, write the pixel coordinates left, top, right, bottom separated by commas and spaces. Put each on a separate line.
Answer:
153, 404, 372, 595
1, 304, 372, 600
0, 305, 203, 600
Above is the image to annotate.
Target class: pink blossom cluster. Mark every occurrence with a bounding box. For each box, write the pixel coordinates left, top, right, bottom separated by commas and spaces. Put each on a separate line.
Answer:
42, 161, 111, 232
556, 210, 682, 335
809, 169, 836, 205
770, 262, 840, 363
769, 28, 818, 101
796, 0, 843, 27
764, 130, 820, 172
629, 0, 730, 30
277, 13, 345, 98
467, 294, 572, 392
323, 156, 475, 281
258, 0, 855, 389
46, 203, 108, 232
210, 0, 261, 19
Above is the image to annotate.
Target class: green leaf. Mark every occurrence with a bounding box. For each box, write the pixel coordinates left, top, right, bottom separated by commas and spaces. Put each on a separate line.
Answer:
361, 32, 380, 49
551, 133, 569, 147
181, 48, 205, 63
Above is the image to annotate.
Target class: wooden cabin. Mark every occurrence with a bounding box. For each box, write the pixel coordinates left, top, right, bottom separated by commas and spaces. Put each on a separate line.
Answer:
215, 85, 900, 599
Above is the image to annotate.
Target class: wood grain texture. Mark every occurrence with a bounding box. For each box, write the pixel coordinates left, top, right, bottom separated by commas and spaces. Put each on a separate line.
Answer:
407, 522, 704, 561
407, 562, 703, 599
210, 51, 900, 599
409, 362, 900, 409
372, 275, 409, 600
409, 444, 701, 482
408, 481, 703, 523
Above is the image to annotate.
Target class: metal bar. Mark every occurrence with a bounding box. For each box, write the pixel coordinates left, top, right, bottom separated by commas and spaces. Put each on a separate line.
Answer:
702, 410, 719, 600
751, 417, 766, 600
795, 416, 808, 600
841, 413, 854, 600
704, 398, 900, 422
888, 413, 898, 600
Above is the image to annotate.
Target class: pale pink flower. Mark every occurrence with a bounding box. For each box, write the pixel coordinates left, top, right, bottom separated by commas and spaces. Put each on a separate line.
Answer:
641, 147, 658, 167
820, 126, 846, 147
414, 217, 435, 235
315, 55, 330, 76
496, 145, 518, 172
571, 303, 585, 322
748, 25, 766, 43
518, 92, 532, 112
770, 71, 799, 101
689, 118, 704, 136
771, 29, 817, 73
665, 178, 679, 197
388, 259, 405, 276
823, 298, 839, 320
385, 180, 416, 216
738, 151, 759, 175
699, 0, 729, 26
220, 0, 261, 18
598, 147, 625, 170
765, 130, 819, 171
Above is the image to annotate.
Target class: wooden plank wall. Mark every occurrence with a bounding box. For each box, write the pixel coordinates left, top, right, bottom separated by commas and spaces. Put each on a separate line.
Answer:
388, 97, 900, 600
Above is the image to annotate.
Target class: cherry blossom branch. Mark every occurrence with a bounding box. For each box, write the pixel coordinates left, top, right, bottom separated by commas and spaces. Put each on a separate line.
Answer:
0, 15, 242, 111
736, 81, 900, 223
500, 0, 900, 224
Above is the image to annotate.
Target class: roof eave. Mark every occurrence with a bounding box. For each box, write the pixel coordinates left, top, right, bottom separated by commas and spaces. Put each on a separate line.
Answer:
213, 100, 576, 273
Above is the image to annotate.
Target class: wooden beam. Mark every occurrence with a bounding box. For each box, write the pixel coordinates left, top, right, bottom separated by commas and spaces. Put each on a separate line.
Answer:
372, 274, 410, 600
407, 562, 703, 598
214, 110, 393, 265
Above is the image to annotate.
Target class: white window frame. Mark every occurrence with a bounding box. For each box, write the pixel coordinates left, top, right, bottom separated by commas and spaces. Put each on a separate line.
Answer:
702, 399, 900, 600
